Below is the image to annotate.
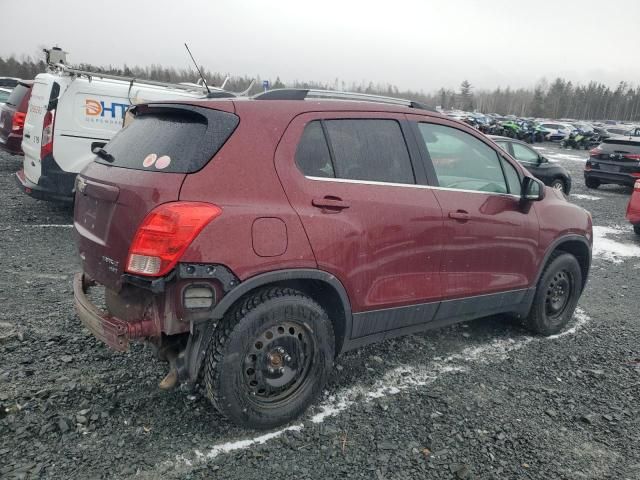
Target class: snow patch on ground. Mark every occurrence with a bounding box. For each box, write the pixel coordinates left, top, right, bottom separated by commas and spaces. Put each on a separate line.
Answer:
593, 226, 640, 263
184, 309, 590, 464
546, 153, 587, 163
571, 194, 601, 201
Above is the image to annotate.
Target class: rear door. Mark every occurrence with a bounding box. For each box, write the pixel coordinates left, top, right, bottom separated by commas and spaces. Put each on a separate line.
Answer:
410, 116, 539, 302
275, 112, 444, 337
22, 77, 58, 183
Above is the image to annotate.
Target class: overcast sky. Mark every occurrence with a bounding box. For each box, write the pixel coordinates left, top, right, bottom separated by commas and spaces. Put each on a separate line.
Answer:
2, 0, 639, 92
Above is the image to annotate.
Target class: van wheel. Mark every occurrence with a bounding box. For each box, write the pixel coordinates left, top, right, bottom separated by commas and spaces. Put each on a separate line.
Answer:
585, 178, 600, 189
203, 287, 334, 429
526, 252, 582, 335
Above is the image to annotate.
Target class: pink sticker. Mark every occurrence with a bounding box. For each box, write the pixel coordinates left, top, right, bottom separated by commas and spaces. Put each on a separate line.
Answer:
155, 155, 171, 170
143, 153, 157, 168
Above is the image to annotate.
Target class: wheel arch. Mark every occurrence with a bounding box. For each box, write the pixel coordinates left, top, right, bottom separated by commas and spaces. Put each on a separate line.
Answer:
536, 235, 591, 291
211, 269, 353, 355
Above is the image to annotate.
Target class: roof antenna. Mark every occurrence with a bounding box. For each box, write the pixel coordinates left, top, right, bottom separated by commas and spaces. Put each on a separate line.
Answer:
184, 43, 211, 96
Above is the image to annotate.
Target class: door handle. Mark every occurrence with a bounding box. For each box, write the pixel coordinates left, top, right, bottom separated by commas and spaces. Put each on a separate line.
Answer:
312, 196, 350, 211
448, 210, 470, 221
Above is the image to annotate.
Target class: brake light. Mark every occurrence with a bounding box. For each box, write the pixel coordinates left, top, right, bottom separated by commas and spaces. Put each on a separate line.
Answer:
589, 147, 602, 156
41, 110, 55, 159
12, 112, 26, 131
126, 202, 222, 277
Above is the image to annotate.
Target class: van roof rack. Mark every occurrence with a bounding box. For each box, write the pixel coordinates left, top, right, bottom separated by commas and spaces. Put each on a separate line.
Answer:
48, 63, 235, 98
253, 88, 436, 112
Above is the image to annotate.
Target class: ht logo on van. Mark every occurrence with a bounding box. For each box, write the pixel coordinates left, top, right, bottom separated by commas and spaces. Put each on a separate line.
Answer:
85, 99, 129, 125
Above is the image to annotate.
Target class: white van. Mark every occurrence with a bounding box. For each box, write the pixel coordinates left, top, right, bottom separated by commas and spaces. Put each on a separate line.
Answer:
17, 51, 231, 201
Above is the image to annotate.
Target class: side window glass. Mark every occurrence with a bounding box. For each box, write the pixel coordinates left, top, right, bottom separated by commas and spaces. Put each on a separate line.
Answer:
325, 119, 415, 184
501, 159, 522, 195
511, 142, 540, 163
495, 141, 510, 154
295, 121, 335, 178
418, 123, 507, 194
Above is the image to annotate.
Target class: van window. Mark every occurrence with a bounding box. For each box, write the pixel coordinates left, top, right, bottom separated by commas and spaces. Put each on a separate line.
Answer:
295, 121, 335, 178
98, 106, 239, 173
418, 123, 507, 194
325, 119, 415, 184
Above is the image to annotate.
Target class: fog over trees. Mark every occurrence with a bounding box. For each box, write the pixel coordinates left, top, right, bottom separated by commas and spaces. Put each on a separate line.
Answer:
2, 54, 640, 121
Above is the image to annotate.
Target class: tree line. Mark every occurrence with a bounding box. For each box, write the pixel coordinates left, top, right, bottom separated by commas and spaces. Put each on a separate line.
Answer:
1, 53, 639, 121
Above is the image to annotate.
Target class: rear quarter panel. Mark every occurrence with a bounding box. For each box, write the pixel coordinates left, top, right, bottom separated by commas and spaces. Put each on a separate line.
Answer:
179, 103, 317, 279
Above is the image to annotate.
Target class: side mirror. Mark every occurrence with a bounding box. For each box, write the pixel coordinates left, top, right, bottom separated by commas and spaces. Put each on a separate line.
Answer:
538, 155, 548, 164
521, 176, 545, 202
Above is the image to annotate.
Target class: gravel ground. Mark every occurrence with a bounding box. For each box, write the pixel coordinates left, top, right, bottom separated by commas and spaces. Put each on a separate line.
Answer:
1, 144, 639, 480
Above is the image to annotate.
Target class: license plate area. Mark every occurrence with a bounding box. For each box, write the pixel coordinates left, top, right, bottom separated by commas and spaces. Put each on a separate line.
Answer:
599, 163, 620, 173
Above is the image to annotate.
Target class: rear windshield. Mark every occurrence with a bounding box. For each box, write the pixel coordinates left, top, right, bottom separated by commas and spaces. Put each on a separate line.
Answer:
601, 138, 640, 153
6, 84, 30, 107
98, 106, 239, 173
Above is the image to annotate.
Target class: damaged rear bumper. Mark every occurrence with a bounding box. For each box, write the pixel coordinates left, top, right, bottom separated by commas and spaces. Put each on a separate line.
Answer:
73, 273, 156, 351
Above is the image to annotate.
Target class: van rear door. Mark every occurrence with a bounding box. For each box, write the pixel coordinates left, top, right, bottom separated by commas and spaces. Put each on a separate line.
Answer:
22, 75, 59, 184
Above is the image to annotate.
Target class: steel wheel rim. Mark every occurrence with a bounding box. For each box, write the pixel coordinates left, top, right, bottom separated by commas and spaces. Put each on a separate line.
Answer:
545, 270, 572, 319
242, 321, 315, 406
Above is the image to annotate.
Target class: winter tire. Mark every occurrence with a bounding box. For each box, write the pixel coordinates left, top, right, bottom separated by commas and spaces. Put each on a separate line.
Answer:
203, 287, 335, 429
526, 252, 582, 335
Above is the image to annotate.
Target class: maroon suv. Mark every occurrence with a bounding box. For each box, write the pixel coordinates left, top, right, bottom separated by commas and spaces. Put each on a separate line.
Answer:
73, 90, 592, 429
0, 80, 33, 155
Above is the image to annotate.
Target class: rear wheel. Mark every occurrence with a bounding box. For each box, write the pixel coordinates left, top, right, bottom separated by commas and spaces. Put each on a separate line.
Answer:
204, 287, 334, 429
634, 225, 640, 235
585, 177, 600, 189
550, 178, 566, 193
526, 252, 582, 335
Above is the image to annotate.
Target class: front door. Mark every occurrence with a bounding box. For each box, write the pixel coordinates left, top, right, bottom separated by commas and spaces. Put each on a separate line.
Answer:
274, 112, 444, 337
410, 117, 539, 301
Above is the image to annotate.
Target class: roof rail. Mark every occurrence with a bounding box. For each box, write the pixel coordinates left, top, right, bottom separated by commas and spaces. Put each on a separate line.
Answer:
47, 63, 234, 98
253, 88, 436, 112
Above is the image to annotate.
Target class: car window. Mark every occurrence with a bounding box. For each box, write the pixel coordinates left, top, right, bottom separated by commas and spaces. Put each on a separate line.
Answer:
501, 159, 522, 195
324, 119, 415, 184
494, 141, 510, 153
511, 142, 539, 163
418, 123, 507, 194
6, 84, 29, 107
0, 90, 10, 103
295, 121, 335, 178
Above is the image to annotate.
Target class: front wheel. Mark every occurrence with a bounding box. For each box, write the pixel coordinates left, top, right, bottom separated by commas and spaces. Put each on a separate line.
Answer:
204, 287, 335, 429
526, 253, 582, 335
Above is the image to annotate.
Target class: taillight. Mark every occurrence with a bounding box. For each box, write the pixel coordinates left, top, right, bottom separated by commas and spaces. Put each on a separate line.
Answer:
126, 202, 222, 277
623, 154, 640, 161
41, 110, 55, 159
12, 112, 26, 131
589, 147, 602, 156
